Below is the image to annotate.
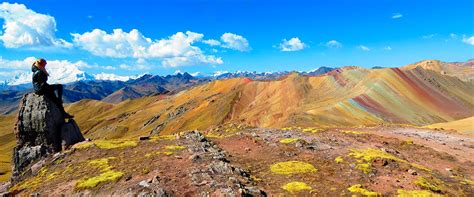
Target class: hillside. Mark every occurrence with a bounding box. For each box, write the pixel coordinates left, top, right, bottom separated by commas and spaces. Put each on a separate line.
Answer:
1, 63, 474, 194
424, 116, 474, 135
55, 66, 474, 139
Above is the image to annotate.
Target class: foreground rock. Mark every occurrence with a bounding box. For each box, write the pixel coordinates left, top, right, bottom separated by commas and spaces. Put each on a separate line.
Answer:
11, 93, 84, 182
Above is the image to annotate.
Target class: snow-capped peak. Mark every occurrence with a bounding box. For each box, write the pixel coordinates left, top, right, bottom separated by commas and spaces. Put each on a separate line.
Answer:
93, 73, 144, 81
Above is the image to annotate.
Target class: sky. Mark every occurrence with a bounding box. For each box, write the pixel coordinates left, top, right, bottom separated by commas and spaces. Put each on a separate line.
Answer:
0, 0, 473, 81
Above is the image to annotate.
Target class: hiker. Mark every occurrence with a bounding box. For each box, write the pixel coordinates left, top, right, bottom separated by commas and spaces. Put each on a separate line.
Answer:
32, 58, 74, 119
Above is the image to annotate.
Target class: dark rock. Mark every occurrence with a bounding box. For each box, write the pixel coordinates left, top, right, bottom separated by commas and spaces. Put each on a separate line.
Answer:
139, 136, 150, 141
11, 93, 84, 182
61, 119, 85, 148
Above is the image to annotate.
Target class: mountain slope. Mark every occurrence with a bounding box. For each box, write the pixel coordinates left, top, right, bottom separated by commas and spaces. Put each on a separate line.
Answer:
59, 66, 473, 139
424, 116, 474, 135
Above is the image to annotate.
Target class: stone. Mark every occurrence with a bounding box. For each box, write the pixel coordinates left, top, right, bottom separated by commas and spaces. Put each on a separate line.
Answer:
11, 93, 85, 182
139, 136, 151, 141
61, 119, 85, 148
408, 169, 417, 175
139, 180, 150, 188
30, 160, 46, 175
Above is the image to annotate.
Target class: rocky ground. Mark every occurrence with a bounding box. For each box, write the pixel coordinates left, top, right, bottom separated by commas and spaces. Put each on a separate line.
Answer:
2, 125, 473, 196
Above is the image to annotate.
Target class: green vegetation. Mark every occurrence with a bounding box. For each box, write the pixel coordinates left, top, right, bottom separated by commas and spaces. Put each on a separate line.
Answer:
414, 177, 441, 192
74, 140, 137, 150
397, 189, 443, 197
164, 145, 186, 151
341, 130, 367, 135
75, 170, 124, 189
347, 184, 381, 196
302, 128, 323, 133
75, 157, 123, 190
355, 163, 372, 174
349, 148, 431, 172
270, 161, 317, 175
335, 156, 344, 164
279, 138, 299, 144
281, 181, 312, 193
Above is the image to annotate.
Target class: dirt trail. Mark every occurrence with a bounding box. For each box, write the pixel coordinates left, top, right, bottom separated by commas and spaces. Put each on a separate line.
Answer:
364, 127, 474, 163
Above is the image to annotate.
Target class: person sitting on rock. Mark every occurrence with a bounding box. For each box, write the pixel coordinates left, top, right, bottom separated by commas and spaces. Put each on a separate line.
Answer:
32, 58, 74, 119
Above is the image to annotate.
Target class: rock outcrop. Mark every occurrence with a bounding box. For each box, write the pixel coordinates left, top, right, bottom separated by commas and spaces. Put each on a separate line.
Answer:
11, 93, 84, 181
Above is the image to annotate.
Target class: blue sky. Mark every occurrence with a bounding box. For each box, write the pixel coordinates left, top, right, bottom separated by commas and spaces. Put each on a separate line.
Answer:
0, 0, 473, 80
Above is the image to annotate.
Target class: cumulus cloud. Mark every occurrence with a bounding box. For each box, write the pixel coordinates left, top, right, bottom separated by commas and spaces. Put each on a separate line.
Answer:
278, 37, 306, 52
0, 2, 72, 48
325, 40, 342, 48
202, 39, 221, 46
359, 45, 370, 51
392, 13, 403, 19
462, 36, 474, 45
72, 29, 224, 67
220, 33, 251, 51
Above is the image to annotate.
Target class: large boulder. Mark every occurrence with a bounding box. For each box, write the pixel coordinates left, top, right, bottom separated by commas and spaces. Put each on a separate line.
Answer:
11, 93, 84, 181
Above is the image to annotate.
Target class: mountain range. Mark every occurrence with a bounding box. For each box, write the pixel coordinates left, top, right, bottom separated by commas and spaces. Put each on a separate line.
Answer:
46, 59, 472, 139
0, 67, 336, 114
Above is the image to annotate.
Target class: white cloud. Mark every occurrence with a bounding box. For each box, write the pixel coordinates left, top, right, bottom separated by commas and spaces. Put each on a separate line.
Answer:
220, 33, 251, 51
203, 39, 221, 46
392, 13, 403, 19
462, 36, 474, 45
383, 46, 392, 50
278, 37, 306, 52
0, 2, 72, 48
325, 40, 342, 48
422, 34, 436, 39
359, 45, 370, 51
72, 29, 223, 67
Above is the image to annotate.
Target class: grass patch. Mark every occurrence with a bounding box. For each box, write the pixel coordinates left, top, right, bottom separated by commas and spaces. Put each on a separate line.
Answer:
279, 138, 300, 144
75, 157, 123, 190
413, 177, 442, 193
355, 163, 372, 174
347, 184, 381, 196
302, 128, 323, 133
349, 148, 431, 172
75, 170, 124, 190
164, 145, 186, 151
342, 130, 366, 135
270, 161, 317, 175
397, 189, 443, 197
282, 181, 312, 193
74, 140, 137, 150
335, 156, 344, 164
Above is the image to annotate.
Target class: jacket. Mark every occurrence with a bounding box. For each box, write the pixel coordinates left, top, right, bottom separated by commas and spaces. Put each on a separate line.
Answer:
32, 66, 48, 94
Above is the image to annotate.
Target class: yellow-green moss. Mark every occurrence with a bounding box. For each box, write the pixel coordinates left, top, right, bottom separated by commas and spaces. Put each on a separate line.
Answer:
355, 163, 372, 174
280, 138, 300, 144
403, 140, 414, 145
270, 161, 317, 175
94, 140, 137, 149
414, 177, 441, 192
302, 128, 323, 133
153, 135, 176, 141
397, 189, 443, 197
347, 184, 381, 196
162, 151, 174, 156
145, 153, 152, 158
349, 149, 431, 172
282, 181, 312, 193
9, 167, 48, 192
342, 130, 366, 135
75, 157, 123, 190
73, 141, 95, 149
75, 170, 124, 189
462, 179, 474, 185
74, 140, 137, 150
335, 156, 344, 164
165, 145, 186, 151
